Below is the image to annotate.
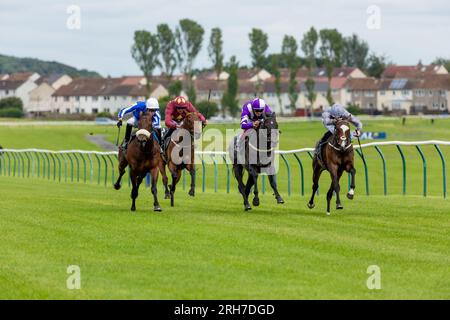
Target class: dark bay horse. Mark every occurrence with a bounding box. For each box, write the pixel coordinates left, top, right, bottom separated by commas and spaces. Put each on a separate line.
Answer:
308, 119, 356, 216
229, 112, 284, 211
114, 111, 168, 212
164, 112, 203, 207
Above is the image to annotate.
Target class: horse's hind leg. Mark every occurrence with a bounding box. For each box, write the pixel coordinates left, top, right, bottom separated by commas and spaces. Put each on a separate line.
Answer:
268, 174, 284, 204
114, 155, 128, 190
151, 168, 162, 212
308, 162, 323, 209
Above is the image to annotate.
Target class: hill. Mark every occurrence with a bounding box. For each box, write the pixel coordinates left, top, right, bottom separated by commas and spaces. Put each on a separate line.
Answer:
0, 54, 101, 78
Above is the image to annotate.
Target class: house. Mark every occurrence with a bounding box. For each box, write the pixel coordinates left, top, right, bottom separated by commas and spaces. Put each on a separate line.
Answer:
382, 63, 448, 78
410, 75, 450, 114
346, 78, 380, 112
0, 72, 39, 110
51, 76, 168, 114
28, 74, 73, 113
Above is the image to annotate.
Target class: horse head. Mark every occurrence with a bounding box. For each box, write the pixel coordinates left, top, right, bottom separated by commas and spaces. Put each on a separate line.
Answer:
334, 119, 352, 152
181, 112, 202, 140
259, 112, 279, 147
136, 111, 153, 149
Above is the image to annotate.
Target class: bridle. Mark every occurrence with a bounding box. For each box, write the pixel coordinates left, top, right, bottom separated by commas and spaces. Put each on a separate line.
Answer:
328, 120, 353, 153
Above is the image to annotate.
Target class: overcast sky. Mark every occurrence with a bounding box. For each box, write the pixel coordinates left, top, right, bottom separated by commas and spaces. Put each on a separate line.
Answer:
1, 0, 449, 76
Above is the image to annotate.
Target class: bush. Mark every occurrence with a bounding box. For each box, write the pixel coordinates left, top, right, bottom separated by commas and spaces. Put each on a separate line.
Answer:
346, 104, 362, 115
0, 107, 24, 118
158, 96, 171, 119
0, 97, 23, 111
196, 101, 219, 119
96, 111, 114, 119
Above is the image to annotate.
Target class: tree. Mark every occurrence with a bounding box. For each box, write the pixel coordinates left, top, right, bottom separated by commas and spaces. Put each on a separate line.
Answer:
196, 100, 219, 119
367, 54, 388, 78
301, 27, 319, 117
270, 55, 283, 115
208, 27, 224, 80
342, 34, 369, 69
222, 56, 240, 117
131, 30, 160, 98
157, 24, 177, 80
319, 28, 344, 104
175, 19, 205, 78
249, 28, 269, 69
168, 80, 183, 97
282, 35, 299, 112
433, 57, 450, 72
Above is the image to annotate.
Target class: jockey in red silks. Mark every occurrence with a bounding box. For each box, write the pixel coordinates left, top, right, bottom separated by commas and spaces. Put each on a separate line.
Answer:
163, 96, 207, 141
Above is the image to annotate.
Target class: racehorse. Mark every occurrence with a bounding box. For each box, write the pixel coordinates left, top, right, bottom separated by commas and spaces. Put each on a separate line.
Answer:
164, 112, 203, 207
114, 111, 169, 212
229, 112, 284, 211
307, 119, 356, 216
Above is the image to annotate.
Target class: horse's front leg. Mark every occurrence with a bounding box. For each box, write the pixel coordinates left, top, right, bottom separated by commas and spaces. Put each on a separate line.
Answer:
326, 165, 338, 216
130, 172, 143, 212
335, 168, 344, 210
244, 173, 255, 211
233, 165, 251, 211
159, 160, 170, 199
252, 174, 260, 207
169, 164, 181, 207
188, 164, 196, 197
151, 167, 162, 212
346, 164, 356, 200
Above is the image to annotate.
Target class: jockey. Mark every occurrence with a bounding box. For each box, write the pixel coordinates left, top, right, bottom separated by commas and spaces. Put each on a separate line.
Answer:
318, 103, 363, 147
240, 98, 272, 130
163, 96, 207, 141
116, 97, 162, 149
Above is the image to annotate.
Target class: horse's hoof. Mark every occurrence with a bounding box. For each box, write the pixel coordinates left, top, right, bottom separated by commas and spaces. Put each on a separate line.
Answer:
131, 206, 136, 212
114, 183, 121, 190
154, 206, 162, 212
188, 190, 195, 197
326, 211, 331, 216
347, 193, 354, 200
276, 196, 285, 204
244, 204, 252, 211
336, 204, 344, 210
307, 202, 315, 209
252, 198, 260, 206
165, 193, 171, 199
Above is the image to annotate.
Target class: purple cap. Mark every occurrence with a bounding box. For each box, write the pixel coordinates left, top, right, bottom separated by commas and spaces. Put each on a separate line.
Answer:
251, 98, 266, 111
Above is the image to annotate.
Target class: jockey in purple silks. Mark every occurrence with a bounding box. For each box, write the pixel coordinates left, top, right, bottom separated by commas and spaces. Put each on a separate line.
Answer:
240, 98, 272, 131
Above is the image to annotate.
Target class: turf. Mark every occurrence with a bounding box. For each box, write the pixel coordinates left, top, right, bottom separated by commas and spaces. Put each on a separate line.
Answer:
1, 118, 450, 299
0, 177, 449, 299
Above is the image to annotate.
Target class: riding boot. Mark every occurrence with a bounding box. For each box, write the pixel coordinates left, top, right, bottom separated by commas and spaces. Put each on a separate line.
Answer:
122, 124, 133, 149
156, 128, 167, 162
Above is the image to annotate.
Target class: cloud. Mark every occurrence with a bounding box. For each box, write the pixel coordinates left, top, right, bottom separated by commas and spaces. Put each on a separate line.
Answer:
0, 0, 449, 76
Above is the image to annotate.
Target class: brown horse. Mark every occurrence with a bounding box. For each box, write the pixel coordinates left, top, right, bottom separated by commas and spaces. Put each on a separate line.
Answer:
114, 111, 169, 212
164, 112, 203, 207
307, 119, 356, 216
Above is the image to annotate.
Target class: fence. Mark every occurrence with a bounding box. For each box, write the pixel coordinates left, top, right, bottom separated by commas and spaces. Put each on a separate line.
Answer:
0, 140, 448, 198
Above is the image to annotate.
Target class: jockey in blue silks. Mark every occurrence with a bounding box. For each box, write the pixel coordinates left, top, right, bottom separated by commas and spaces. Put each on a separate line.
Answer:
116, 97, 161, 149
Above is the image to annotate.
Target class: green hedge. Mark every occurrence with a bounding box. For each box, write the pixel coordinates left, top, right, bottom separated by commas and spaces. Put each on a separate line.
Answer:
0, 107, 24, 118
